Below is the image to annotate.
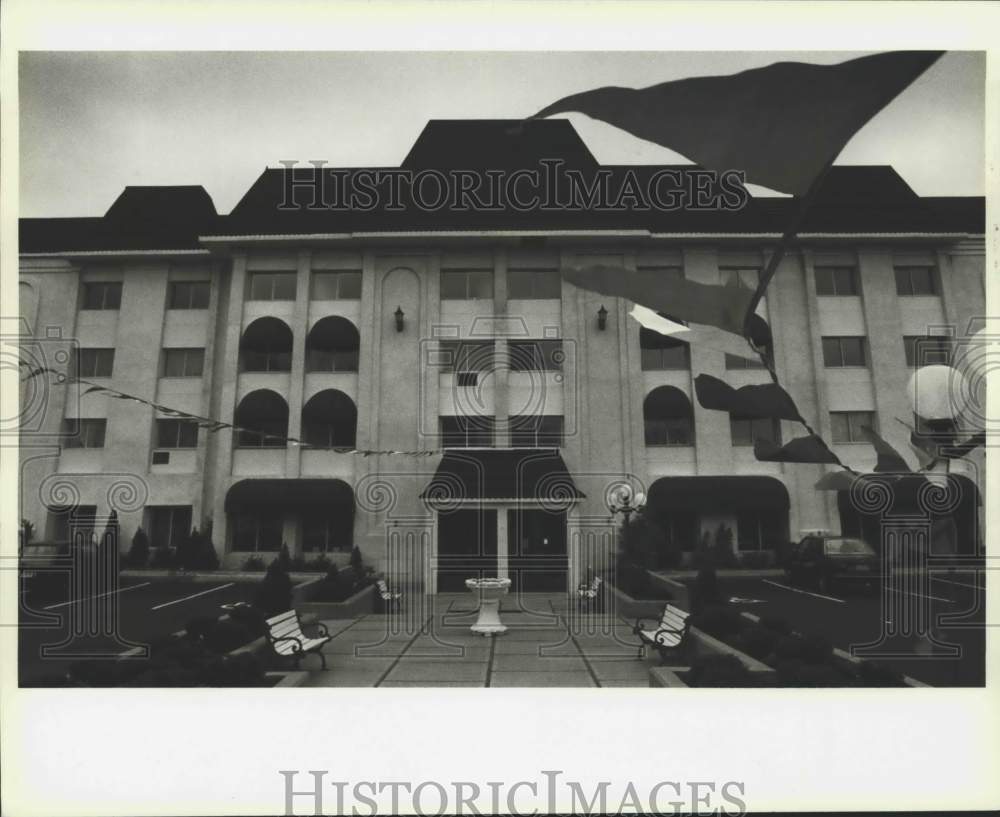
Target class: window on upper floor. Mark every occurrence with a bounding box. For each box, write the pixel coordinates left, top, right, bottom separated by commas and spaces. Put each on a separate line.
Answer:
830, 410, 876, 444
643, 386, 694, 446
311, 270, 362, 300
239, 318, 292, 373
155, 419, 199, 449
439, 340, 495, 377
162, 348, 205, 377
815, 266, 859, 296
247, 271, 297, 301
640, 327, 690, 370
508, 268, 561, 299
903, 335, 952, 368
508, 339, 563, 372
63, 418, 106, 449
894, 265, 938, 296
441, 269, 493, 300
440, 415, 495, 448
822, 336, 868, 368
81, 282, 122, 310
168, 281, 211, 309
305, 317, 359, 372
720, 266, 760, 290
509, 415, 564, 447
730, 415, 781, 447
72, 348, 115, 378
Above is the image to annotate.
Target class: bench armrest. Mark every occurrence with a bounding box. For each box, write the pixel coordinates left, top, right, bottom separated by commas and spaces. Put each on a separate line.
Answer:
269, 636, 304, 653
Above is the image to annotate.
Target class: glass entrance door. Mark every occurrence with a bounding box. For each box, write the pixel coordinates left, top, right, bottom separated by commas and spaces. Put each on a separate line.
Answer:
436, 508, 498, 591
507, 508, 567, 593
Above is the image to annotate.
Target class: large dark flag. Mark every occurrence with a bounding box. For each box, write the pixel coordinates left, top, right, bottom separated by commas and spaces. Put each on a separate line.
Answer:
533, 51, 942, 196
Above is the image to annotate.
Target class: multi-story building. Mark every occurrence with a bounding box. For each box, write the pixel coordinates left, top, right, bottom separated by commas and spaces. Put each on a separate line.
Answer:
17, 119, 985, 592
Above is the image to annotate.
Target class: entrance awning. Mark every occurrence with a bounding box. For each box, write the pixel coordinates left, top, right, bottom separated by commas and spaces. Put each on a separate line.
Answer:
420, 449, 585, 504
225, 479, 353, 513
647, 476, 789, 512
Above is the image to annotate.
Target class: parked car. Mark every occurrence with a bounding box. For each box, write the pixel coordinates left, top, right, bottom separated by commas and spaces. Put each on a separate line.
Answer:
784, 533, 884, 594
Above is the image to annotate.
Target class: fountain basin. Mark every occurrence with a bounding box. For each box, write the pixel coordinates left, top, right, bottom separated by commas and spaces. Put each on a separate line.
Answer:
465, 578, 511, 636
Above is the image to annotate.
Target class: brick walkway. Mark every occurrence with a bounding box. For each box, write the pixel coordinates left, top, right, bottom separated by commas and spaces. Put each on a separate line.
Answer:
304, 593, 657, 687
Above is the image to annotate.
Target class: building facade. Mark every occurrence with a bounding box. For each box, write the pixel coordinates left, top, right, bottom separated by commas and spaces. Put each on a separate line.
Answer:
18, 120, 985, 592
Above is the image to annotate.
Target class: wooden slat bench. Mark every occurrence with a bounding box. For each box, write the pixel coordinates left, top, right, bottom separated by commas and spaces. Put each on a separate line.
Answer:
375, 579, 402, 612
576, 576, 603, 610
633, 603, 691, 662
264, 610, 331, 669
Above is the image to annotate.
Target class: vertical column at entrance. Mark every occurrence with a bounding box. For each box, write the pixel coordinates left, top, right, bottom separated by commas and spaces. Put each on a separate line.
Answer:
497, 506, 509, 579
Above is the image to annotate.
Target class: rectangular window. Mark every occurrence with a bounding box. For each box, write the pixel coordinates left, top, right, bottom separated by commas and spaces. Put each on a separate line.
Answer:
720, 267, 760, 290
636, 266, 684, 290
640, 334, 690, 371
508, 268, 561, 299
724, 352, 767, 370
440, 415, 495, 448
441, 269, 493, 300
509, 415, 564, 447
830, 411, 877, 444
231, 513, 283, 552
822, 336, 868, 367
162, 348, 205, 377
903, 335, 952, 367
148, 506, 193, 550
509, 340, 562, 372
815, 266, 859, 296
894, 265, 937, 296
301, 514, 352, 553
63, 418, 107, 449
439, 340, 494, 373
81, 282, 122, 310
730, 416, 781, 447
167, 281, 211, 309
73, 348, 115, 378
247, 271, 297, 301
155, 419, 199, 449
311, 270, 362, 300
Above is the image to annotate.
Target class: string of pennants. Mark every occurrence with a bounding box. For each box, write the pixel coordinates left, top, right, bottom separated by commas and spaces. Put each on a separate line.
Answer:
19, 362, 439, 457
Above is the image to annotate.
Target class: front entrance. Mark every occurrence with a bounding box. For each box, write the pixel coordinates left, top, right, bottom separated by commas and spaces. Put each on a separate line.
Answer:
507, 508, 567, 593
436, 508, 498, 591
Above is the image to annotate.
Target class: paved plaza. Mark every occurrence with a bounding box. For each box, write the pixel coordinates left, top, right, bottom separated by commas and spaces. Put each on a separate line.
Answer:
304, 593, 657, 687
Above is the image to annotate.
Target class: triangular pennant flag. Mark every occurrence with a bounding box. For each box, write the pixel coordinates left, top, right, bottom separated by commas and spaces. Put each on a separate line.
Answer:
859, 425, 912, 473
814, 470, 857, 491
82, 385, 109, 395
694, 374, 800, 421
534, 51, 942, 196
941, 432, 986, 460
755, 435, 839, 463
562, 264, 752, 337
629, 305, 769, 361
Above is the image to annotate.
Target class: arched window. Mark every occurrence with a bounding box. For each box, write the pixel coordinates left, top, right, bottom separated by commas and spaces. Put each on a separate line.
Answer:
643, 386, 694, 446
301, 389, 357, 448
234, 389, 288, 448
306, 316, 360, 372
239, 317, 293, 372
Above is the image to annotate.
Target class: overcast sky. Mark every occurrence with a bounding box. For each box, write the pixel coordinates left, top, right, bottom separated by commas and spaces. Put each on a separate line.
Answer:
19, 50, 984, 217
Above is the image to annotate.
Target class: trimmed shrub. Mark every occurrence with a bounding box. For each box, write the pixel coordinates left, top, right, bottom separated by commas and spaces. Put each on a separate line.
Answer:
690, 564, 721, 612
277, 544, 292, 572
734, 625, 779, 662
226, 603, 267, 637
127, 527, 150, 568
149, 546, 174, 569
242, 555, 266, 571
205, 619, 257, 653
253, 559, 293, 617
349, 545, 363, 574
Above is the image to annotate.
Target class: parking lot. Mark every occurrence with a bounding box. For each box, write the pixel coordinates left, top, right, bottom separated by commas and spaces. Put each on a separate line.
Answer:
17, 576, 260, 685
710, 569, 987, 686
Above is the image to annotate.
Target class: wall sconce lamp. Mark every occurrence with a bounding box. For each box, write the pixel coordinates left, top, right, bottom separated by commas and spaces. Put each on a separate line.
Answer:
597, 304, 608, 331
394, 306, 405, 333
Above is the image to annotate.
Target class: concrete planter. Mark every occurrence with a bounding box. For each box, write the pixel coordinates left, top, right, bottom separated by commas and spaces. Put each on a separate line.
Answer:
647, 571, 690, 610
736, 611, 929, 687
264, 671, 309, 688
607, 583, 671, 618
297, 583, 376, 619
647, 628, 776, 687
